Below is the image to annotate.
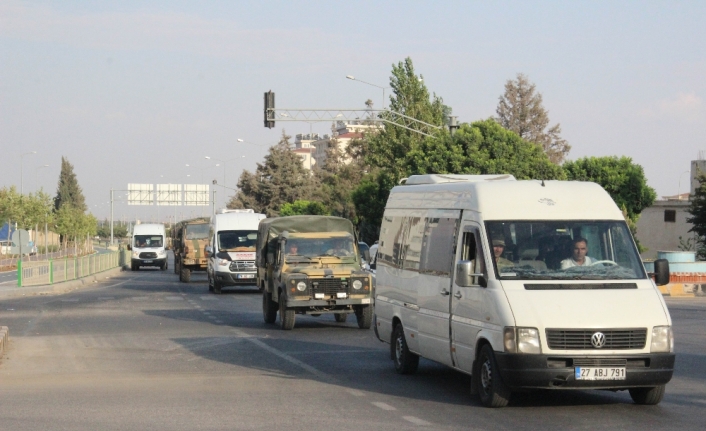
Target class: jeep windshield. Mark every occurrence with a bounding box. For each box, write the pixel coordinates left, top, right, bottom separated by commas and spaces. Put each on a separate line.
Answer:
284, 233, 358, 263
485, 220, 646, 281
185, 223, 209, 240
218, 230, 257, 252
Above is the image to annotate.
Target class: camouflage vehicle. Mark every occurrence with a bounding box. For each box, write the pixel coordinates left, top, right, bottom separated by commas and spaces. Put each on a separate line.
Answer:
172, 217, 210, 282
256, 215, 374, 330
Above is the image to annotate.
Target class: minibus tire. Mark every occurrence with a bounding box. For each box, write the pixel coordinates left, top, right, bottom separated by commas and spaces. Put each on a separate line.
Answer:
279, 296, 295, 330
334, 313, 348, 323
263, 291, 278, 323
629, 385, 665, 405
213, 279, 222, 294
392, 325, 418, 374
356, 305, 373, 329
477, 345, 511, 408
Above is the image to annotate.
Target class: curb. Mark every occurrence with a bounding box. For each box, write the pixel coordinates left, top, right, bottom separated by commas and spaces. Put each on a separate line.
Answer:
0, 266, 126, 299
0, 326, 8, 358
658, 283, 706, 297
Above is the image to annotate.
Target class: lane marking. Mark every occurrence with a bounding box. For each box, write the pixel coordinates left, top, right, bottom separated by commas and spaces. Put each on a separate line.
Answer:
61, 299, 79, 302
372, 402, 396, 411
131, 297, 148, 301
199, 296, 217, 301
403, 416, 431, 426
348, 389, 365, 397
165, 296, 184, 301
215, 320, 223, 324
98, 297, 115, 300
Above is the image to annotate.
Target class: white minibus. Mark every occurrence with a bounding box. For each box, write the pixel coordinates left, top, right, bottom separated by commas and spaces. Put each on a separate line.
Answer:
206, 209, 266, 294
130, 223, 167, 271
373, 174, 673, 407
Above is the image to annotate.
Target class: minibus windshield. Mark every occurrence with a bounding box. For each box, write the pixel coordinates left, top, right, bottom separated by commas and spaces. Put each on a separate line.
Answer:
218, 230, 257, 252
485, 221, 646, 280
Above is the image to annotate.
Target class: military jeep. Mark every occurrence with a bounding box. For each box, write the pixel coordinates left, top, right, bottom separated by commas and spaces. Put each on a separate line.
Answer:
172, 217, 210, 282
256, 216, 374, 330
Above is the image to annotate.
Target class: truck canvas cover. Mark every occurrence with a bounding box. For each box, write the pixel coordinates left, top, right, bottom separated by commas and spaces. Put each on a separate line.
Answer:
256, 216, 356, 267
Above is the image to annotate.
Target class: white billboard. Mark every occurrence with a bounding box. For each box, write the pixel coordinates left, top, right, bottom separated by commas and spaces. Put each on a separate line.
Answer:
128, 183, 154, 205
156, 184, 181, 206
183, 184, 209, 206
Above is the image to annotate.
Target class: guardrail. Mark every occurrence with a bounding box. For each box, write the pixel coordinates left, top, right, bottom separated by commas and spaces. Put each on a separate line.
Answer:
16, 250, 128, 287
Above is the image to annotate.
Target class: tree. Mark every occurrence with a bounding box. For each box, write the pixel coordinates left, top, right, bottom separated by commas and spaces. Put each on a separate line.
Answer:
227, 131, 320, 217
563, 156, 656, 220
279, 200, 330, 216
54, 156, 87, 212
686, 173, 706, 259
496, 73, 570, 164
0, 186, 54, 230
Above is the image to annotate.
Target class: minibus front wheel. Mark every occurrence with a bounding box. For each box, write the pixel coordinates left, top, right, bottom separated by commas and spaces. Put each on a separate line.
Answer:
477, 345, 511, 408
629, 385, 666, 405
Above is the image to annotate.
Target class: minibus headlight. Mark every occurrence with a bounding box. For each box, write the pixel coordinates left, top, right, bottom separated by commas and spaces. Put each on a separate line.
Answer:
504, 327, 541, 354
651, 326, 673, 353
132, 251, 139, 257
517, 328, 541, 354
218, 259, 229, 267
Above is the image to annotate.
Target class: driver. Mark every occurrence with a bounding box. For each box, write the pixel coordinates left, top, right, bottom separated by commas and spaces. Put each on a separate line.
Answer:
287, 241, 299, 255
560, 237, 595, 269
326, 238, 352, 256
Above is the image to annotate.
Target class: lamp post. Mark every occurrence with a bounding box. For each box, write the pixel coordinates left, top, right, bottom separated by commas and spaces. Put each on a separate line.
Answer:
35, 164, 49, 191
346, 75, 390, 109
20, 151, 37, 194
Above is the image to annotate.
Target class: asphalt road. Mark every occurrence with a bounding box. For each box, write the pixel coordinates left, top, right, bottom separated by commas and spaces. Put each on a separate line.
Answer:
0, 265, 705, 430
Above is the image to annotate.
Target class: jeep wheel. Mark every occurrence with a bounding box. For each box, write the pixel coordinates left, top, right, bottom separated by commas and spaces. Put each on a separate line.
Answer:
334, 313, 348, 323
629, 385, 665, 405
263, 291, 277, 324
391, 324, 418, 375
278, 296, 295, 330
181, 267, 191, 283
160, 262, 166, 271
355, 304, 373, 329
477, 344, 511, 408
174, 259, 179, 274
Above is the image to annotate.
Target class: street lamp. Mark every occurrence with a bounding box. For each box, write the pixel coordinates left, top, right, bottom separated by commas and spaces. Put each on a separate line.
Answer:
346, 75, 390, 109
20, 151, 37, 194
35, 164, 49, 191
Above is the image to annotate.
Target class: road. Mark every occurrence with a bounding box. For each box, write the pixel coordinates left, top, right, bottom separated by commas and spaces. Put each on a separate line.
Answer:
0, 264, 705, 430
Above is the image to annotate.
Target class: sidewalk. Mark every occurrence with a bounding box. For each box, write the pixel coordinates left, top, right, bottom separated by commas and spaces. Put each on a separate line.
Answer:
0, 265, 126, 300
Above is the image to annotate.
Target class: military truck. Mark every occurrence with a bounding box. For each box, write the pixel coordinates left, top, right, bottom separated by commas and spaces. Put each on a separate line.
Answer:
256, 215, 374, 330
172, 217, 210, 282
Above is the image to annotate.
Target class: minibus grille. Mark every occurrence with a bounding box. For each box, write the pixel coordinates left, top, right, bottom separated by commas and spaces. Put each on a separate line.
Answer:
139, 252, 157, 259
229, 261, 256, 272
312, 278, 348, 295
546, 329, 647, 350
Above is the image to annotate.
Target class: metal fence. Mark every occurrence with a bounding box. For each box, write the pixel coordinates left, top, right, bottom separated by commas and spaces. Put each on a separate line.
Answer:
17, 251, 127, 287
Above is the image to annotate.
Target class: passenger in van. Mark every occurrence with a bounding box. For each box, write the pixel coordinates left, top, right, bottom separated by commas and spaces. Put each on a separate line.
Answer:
287, 242, 299, 255
560, 237, 595, 269
492, 239, 513, 268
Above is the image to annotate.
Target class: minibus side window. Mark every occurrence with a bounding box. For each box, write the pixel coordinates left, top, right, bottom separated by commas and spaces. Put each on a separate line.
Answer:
420, 217, 458, 276
403, 217, 424, 271
378, 215, 406, 268
461, 229, 487, 282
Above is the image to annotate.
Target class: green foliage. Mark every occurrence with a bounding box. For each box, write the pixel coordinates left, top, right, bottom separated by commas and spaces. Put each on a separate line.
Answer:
96, 220, 129, 239
54, 157, 87, 212
55, 205, 96, 239
496, 73, 570, 164
0, 186, 55, 230
563, 156, 656, 220
351, 170, 397, 245
228, 131, 320, 217
279, 200, 330, 216
687, 173, 706, 259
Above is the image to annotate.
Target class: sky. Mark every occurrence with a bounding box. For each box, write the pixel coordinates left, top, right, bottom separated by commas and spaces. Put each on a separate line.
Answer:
1, 0, 705, 223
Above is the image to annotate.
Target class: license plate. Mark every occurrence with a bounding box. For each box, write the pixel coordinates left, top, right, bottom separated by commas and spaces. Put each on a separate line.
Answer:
143, 260, 153, 263
575, 367, 626, 380
237, 274, 255, 279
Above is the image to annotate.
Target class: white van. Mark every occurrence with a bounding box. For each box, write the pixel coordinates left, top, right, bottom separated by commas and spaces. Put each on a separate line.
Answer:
206, 209, 266, 294
131, 223, 167, 271
373, 174, 673, 408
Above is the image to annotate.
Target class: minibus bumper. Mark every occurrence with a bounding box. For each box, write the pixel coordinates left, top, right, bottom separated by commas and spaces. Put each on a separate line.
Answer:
131, 257, 167, 267
494, 353, 675, 389
215, 271, 258, 286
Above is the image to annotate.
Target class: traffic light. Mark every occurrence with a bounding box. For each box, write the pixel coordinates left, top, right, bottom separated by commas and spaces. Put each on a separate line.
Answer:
264, 91, 275, 128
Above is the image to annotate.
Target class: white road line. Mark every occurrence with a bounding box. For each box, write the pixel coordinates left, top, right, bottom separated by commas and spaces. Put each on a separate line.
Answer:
199, 296, 217, 301
371, 402, 396, 411
131, 297, 148, 301
402, 416, 431, 426
347, 389, 365, 397
165, 296, 184, 301
61, 299, 79, 302
215, 320, 223, 324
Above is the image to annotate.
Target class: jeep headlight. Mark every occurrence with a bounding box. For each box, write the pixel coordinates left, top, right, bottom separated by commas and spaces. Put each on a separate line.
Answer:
352, 280, 363, 290
651, 326, 673, 353
504, 327, 541, 354
296, 281, 307, 292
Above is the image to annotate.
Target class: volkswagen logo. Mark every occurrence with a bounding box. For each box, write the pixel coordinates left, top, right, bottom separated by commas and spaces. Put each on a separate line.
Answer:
591, 332, 606, 348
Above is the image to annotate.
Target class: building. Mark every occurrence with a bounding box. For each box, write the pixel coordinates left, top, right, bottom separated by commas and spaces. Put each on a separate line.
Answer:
292, 133, 322, 171
310, 121, 380, 169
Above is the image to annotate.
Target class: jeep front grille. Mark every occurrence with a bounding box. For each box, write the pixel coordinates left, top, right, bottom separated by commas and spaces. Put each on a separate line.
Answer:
311, 278, 348, 295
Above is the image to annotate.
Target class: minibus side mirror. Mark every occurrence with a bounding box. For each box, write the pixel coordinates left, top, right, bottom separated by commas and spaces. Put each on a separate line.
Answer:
127, 244, 132, 251
456, 261, 488, 288
205, 246, 213, 257
653, 258, 670, 286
